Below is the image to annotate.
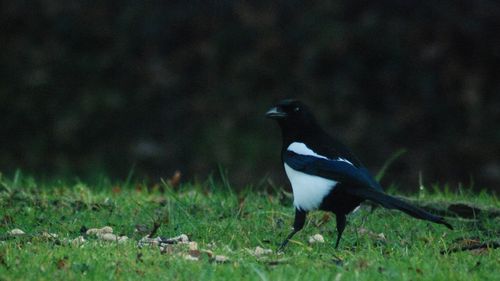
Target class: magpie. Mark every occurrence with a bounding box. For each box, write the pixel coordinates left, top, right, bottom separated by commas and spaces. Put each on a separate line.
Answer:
266, 99, 452, 250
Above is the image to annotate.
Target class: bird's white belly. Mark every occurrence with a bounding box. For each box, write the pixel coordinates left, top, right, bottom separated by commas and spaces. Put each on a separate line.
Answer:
284, 163, 337, 211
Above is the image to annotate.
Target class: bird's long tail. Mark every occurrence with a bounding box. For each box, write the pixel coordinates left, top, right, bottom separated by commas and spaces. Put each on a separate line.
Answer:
349, 188, 453, 230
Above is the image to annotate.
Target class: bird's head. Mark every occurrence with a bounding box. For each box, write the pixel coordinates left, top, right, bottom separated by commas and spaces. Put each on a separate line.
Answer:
266, 99, 321, 137
266, 99, 313, 121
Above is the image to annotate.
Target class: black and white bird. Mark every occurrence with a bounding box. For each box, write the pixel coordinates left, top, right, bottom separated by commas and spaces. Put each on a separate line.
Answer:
266, 99, 452, 250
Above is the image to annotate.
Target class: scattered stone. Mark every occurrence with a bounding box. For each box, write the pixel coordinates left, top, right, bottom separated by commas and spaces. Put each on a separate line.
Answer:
308, 234, 325, 244
101, 226, 113, 233
172, 234, 189, 244
138, 233, 227, 262
138, 234, 189, 248
161, 234, 189, 244
86, 226, 113, 236
138, 236, 161, 248
214, 255, 229, 263
98, 233, 117, 241
71, 236, 86, 247
41, 232, 58, 239
188, 241, 198, 251
72, 236, 86, 246
97, 233, 128, 243
254, 246, 273, 256
8, 228, 25, 236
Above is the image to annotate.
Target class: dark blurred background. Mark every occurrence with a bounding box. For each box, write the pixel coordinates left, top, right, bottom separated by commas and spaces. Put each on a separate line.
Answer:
1, 1, 500, 192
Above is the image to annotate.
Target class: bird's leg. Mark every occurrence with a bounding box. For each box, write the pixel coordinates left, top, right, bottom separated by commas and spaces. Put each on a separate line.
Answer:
334, 214, 346, 249
278, 208, 306, 251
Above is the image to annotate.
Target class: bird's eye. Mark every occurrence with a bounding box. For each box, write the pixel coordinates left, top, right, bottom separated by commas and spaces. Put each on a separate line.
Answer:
294, 106, 300, 112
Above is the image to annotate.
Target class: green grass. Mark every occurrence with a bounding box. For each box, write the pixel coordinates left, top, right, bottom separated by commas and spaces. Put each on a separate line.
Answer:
0, 174, 499, 281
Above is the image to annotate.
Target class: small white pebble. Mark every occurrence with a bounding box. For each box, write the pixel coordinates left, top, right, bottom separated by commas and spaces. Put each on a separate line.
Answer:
188, 241, 198, 251
117, 236, 128, 243
164, 234, 190, 243
41, 231, 58, 239
98, 233, 118, 241
100, 226, 113, 234
308, 234, 325, 244
86, 226, 113, 236
178, 234, 189, 243
86, 228, 99, 235
138, 236, 160, 247
254, 246, 273, 256
41, 232, 58, 239
214, 255, 229, 263
98, 234, 127, 243
71, 236, 86, 246
8, 229, 25, 236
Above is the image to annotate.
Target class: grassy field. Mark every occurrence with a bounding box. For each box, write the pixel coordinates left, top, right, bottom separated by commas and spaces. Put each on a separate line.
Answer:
0, 173, 499, 281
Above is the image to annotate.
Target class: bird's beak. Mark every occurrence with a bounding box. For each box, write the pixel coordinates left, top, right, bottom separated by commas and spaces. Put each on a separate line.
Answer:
266, 106, 286, 119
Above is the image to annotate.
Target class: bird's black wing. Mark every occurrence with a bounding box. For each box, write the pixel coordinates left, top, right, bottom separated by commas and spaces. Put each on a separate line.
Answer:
284, 151, 453, 229
284, 151, 382, 191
